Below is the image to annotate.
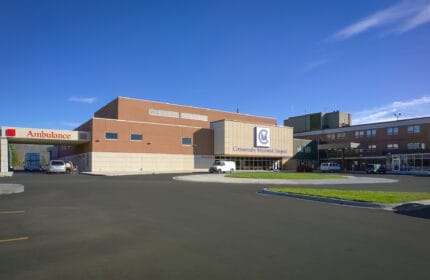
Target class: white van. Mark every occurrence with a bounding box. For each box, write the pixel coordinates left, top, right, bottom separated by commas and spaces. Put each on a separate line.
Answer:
209, 161, 236, 173
320, 162, 341, 172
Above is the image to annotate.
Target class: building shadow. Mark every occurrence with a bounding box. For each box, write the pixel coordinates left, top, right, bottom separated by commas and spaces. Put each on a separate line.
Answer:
393, 204, 430, 220
193, 129, 214, 169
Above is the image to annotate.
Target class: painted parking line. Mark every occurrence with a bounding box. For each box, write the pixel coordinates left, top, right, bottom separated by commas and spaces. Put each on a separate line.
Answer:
0, 236, 29, 243
0, 210, 29, 244
0, 210, 25, 215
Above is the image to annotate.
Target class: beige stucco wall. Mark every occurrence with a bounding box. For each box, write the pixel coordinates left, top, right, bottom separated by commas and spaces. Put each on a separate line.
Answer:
212, 120, 293, 158
90, 152, 214, 173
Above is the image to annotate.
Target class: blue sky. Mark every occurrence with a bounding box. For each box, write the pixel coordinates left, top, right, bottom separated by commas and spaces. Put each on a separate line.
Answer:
1, 0, 429, 129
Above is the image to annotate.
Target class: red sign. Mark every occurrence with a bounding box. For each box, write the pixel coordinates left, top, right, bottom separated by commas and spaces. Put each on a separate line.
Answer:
6, 129, 16, 137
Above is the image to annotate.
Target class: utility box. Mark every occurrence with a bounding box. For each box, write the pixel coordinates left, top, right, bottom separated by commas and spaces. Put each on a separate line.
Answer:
25, 153, 41, 171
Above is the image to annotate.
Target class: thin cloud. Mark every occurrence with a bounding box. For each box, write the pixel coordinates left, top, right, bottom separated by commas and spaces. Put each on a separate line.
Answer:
332, 1, 430, 41
353, 96, 430, 124
398, 3, 430, 32
68, 97, 97, 104
303, 58, 330, 72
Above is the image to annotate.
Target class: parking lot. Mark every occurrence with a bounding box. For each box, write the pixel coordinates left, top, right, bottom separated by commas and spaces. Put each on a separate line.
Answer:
1, 173, 430, 279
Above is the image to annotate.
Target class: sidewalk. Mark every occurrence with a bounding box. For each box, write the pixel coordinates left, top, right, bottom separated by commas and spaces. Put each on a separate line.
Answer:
0, 184, 24, 195
173, 174, 398, 185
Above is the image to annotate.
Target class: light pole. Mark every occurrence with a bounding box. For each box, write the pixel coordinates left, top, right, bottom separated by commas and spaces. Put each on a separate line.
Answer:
394, 112, 402, 120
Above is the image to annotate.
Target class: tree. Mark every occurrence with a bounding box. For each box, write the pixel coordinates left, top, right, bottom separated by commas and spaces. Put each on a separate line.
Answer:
10, 145, 20, 168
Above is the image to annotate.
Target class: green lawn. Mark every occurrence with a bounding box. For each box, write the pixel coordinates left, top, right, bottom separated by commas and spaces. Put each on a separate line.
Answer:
267, 187, 430, 204
226, 172, 344, 180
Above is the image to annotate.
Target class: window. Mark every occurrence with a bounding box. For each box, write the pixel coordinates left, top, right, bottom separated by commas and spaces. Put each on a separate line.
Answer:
408, 143, 425, 150
336, 132, 346, 139
182, 137, 192, 146
355, 131, 364, 138
130, 134, 143, 141
327, 133, 335, 140
105, 132, 118, 140
387, 143, 399, 149
368, 144, 376, 150
408, 125, 420, 134
387, 127, 398, 136
366, 129, 376, 137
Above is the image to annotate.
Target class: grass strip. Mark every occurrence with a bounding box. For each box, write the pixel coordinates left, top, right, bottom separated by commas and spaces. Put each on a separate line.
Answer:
267, 187, 430, 204
226, 172, 344, 180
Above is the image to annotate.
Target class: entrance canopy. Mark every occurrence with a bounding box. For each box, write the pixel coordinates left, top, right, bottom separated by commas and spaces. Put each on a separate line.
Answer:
1, 126, 90, 145
1, 126, 90, 175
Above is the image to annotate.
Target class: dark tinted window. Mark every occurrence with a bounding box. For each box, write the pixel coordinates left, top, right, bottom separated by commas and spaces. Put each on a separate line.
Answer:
106, 132, 118, 140
182, 137, 192, 145
131, 134, 143, 141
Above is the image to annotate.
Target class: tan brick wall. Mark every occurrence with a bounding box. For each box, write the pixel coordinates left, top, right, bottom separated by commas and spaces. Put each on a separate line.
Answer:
213, 120, 293, 158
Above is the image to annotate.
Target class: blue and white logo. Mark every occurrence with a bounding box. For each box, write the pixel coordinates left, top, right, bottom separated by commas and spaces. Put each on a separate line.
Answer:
255, 127, 270, 147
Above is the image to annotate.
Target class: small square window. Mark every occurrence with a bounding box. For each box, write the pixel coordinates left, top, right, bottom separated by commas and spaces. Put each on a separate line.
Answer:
366, 129, 376, 137
355, 131, 364, 138
105, 132, 118, 140
130, 134, 143, 141
387, 127, 398, 136
182, 137, 192, 146
408, 125, 420, 134
387, 143, 399, 149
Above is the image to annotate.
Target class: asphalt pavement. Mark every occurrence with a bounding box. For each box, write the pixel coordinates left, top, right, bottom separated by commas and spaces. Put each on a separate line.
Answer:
0, 172, 429, 279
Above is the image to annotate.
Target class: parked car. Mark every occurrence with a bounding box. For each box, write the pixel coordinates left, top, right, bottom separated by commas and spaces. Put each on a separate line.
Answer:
366, 164, 387, 174
209, 161, 236, 173
320, 162, 341, 172
47, 160, 66, 174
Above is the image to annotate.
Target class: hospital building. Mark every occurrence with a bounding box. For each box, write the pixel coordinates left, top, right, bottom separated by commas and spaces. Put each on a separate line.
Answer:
1, 97, 293, 174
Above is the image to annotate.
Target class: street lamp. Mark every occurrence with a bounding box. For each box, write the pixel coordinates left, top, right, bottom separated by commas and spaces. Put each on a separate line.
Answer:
393, 112, 402, 120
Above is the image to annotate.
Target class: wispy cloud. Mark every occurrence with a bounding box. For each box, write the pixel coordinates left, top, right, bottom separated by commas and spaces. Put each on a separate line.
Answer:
68, 97, 97, 104
398, 3, 430, 32
332, 0, 430, 41
303, 58, 330, 72
352, 96, 430, 124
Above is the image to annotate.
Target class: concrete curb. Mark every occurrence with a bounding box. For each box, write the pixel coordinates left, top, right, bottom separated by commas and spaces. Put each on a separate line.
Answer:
0, 184, 24, 195
257, 188, 387, 209
173, 174, 398, 185
258, 188, 430, 211
81, 171, 198, 176
0, 172, 14, 177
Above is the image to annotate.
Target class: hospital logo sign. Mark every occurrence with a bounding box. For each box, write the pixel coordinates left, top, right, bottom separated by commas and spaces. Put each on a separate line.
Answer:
255, 127, 270, 147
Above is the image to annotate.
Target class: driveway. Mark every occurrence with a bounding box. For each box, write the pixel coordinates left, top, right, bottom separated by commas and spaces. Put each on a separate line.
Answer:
0, 173, 429, 279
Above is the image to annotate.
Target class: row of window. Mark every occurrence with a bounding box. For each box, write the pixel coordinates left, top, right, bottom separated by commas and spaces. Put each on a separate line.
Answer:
326, 125, 421, 140
362, 143, 426, 150
104, 132, 193, 146
355, 143, 425, 153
